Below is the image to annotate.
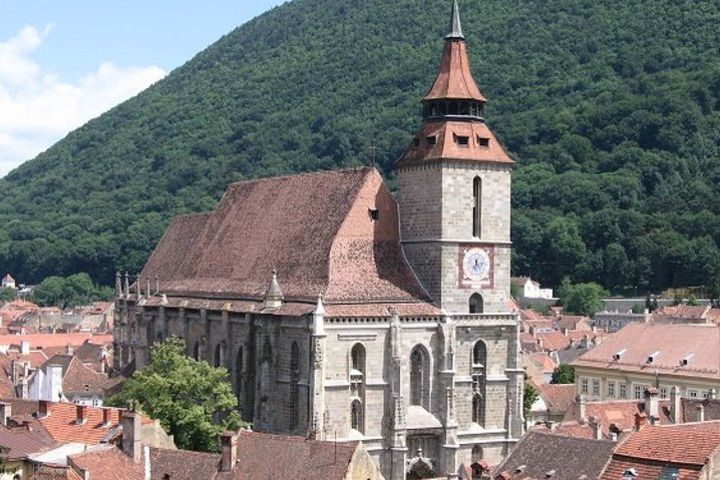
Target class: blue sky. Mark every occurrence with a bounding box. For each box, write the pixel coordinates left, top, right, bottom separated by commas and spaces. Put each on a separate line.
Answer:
0, 0, 286, 176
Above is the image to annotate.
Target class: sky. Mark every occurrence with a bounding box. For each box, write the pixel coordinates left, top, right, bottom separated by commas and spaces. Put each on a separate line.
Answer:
0, 0, 286, 177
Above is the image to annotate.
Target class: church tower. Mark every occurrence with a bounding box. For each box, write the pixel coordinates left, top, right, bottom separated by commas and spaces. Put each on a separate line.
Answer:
397, 0, 513, 315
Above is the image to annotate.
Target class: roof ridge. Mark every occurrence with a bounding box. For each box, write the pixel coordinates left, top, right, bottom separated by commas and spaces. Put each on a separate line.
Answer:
227, 166, 375, 188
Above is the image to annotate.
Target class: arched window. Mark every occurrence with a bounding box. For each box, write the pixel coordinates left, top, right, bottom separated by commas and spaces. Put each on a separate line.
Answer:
235, 347, 244, 412
472, 445, 482, 462
193, 341, 202, 361
472, 341, 487, 426
214, 342, 225, 368
469, 293, 484, 314
473, 177, 482, 237
289, 342, 300, 431
410, 345, 430, 409
351, 399, 364, 433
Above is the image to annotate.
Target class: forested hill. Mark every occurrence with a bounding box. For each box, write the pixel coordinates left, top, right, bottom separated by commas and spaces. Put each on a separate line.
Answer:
2, 0, 720, 294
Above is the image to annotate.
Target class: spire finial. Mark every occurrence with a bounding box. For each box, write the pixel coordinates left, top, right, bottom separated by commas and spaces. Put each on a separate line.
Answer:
446, 0, 465, 40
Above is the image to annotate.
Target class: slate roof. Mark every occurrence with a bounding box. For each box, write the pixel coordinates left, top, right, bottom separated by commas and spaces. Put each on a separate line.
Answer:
492, 430, 615, 480
139, 168, 435, 311
572, 323, 720, 380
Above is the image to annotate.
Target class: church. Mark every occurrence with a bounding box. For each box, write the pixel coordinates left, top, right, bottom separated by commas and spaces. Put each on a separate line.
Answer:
114, 2, 523, 478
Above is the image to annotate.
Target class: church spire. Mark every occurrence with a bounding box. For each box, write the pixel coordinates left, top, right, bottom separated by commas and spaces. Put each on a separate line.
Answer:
446, 0, 464, 40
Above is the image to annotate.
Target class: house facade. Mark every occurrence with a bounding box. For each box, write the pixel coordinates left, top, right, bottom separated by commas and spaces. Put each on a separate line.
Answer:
114, 3, 523, 479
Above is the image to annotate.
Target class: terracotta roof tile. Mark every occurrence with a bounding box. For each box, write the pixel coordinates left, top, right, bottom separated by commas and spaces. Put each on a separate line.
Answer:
600, 457, 701, 480
537, 384, 575, 416
30, 466, 84, 480
425, 39, 485, 101
69, 445, 143, 480
562, 399, 673, 434
0, 423, 56, 460
149, 447, 220, 480
536, 331, 570, 352
614, 421, 720, 464
0, 334, 113, 351
140, 168, 433, 310
572, 323, 720, 379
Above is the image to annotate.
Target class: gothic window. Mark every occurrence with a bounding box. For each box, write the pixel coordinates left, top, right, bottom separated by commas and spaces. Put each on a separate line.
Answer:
410, 345, 430, 409
472, 445, 482, 461
351, 399, 364, 433
472, 177, 482, 237
214, 342, 225, 368
469, 293, 484, 314
235, 347, 244, 412
290, 342, 300, 431
472, 341, 486, 426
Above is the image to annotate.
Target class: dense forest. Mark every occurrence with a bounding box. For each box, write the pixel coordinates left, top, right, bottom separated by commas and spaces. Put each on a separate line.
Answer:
1, 0, 720, 295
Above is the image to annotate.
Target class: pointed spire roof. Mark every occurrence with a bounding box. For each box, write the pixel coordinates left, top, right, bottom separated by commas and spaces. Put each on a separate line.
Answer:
446, 0, 464, 39
265, 269, 284, 301
425, 1, 485, 102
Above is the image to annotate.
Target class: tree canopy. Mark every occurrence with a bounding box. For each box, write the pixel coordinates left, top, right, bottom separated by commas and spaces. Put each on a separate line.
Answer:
106, 337, 243, 452
559, 281, 609, 316
1, 0, 720, 295
550, 364, 576, 385
31, 273, 112, 308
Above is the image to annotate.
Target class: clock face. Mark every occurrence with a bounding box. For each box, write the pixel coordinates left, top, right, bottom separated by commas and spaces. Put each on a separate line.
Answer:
463, 248, 491, 282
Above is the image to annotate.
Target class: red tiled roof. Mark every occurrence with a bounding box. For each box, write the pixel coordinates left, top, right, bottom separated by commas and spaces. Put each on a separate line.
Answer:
562, 399, 672, 434
30, 466, 84, 480
0, 333, 113, 351
537, 384, 575, 415
397, 120, 513, 167
150, 447, 221, 480
140, 168, 433, 309
69, 445, 143, 480
600, 457, 701, 480
614, 421, 720, 465
572, 323, 720, 379
230, 430, 359, 480
536, 331, 570, 352
425, 38, 485, 102
528, 353, 556, 373
0, 423, 56, 460
60, 356, 111, 395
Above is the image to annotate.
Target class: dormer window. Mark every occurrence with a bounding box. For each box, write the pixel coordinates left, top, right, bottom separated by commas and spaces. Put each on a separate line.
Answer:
477, 136, 490, 147
369, 209, 379, 221
647, 351, 660, 364
454, 134, 470, 146
426, 135, 437, 146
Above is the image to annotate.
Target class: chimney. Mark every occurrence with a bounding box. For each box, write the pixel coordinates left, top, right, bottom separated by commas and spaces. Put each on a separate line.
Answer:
670, 386, 681, 423
697, 405, 705, 423
75, 404, 87, 425
20, 340, 29, 355
46, 364, 63, 402
102, 408, 112, 427
588, 416, 602, 440
38, 400, 50, 418
19, 377, 28, 399
220, 431, 238, 472
610, 432, 618, 442
576, 394, 586, 421
66, 343, 74, 355
121, 411, 142, 463
0, 402, 11, 426
634, 412, 648, 431
644, 387, 660, 421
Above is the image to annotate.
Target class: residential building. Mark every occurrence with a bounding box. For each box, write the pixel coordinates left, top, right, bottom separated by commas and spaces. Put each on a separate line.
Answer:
2, 275, 16, 290
572, 323, 720, 402
27, 355, 114, 406
593, 310, 649, 333
600, 421, 720, 480
511, 277, 555, 300
526, 383, 575, 427
114, 3, 523, 479
650, 304, 720, 325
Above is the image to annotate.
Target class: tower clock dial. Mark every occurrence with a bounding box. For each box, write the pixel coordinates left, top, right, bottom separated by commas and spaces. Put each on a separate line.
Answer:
463, 248, 491, 282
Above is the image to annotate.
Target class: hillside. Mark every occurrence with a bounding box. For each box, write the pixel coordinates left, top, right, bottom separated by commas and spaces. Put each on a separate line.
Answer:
1, 0, 720, 294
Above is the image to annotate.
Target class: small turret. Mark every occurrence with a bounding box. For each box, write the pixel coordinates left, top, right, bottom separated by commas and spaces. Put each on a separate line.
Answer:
264, 270, 284, 309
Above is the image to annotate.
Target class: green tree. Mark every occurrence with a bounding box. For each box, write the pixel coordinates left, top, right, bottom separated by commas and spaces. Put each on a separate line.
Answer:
550, 364, 575, 384
107, 337, 243, 452
523, 382, 539, 418
559, 280, 608, 316
0, 287, 16, 302
32, 276, 66, 307
31, 273, 112, 308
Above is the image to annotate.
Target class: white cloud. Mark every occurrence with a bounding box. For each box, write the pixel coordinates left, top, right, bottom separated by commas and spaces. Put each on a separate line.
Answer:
0, 26, 167, 176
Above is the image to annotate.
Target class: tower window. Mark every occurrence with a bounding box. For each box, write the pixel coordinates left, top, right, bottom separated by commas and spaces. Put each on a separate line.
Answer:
351, 399, 364, 433
477, 136, 490, 147
472, 341, 487, 426
469, 293, 484, 314
426, 136, 437, 146
290, 342, 300, 430
472, 177, 482, 237
369, 209, 379, 221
